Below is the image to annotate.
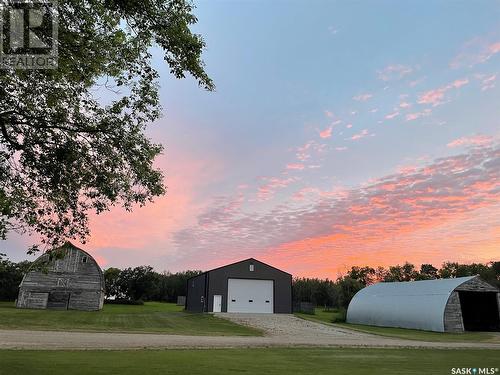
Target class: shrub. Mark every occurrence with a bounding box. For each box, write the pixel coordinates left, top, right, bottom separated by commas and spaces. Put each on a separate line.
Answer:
331, 308, 347, 323
104, 299, 144, 305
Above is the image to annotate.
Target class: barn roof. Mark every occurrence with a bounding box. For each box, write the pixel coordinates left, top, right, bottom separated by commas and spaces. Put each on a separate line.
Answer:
187, 258, 292, 281
21, 241, 105, 291
346, 276, 478, 332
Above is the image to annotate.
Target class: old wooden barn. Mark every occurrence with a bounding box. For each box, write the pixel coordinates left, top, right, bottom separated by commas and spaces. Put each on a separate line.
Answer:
17, 242, 105, 311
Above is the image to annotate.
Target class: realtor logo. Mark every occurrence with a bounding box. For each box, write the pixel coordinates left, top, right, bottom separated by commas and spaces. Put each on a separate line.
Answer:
0, 0, 58, 69
451, 368, 499, 375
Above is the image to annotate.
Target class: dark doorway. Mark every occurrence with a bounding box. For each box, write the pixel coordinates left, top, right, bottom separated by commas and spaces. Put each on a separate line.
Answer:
47, 291, 70, 309
459, 291, 500, 331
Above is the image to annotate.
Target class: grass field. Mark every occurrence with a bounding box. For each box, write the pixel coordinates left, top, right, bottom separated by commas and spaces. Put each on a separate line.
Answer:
0, 348, 496, 375
294, 307, 344, 324
295, 307, 499, 343
0, 301, 260, 336
336, 323, 500, 343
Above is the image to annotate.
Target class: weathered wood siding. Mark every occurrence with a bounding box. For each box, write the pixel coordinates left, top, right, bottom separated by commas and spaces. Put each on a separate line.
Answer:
455, 277, 498, 292
443, 276, 499, 332
443, 291, 464, 332
16, 291, 48, 309
17, 243, 105, 311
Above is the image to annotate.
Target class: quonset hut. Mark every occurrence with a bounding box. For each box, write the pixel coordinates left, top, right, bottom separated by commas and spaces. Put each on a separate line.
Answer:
17, 242, 105, 311
346, 276, 500, 332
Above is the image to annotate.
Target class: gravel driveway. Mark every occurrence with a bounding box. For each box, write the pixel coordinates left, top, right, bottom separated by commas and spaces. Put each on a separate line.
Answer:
1, 314, 499, 350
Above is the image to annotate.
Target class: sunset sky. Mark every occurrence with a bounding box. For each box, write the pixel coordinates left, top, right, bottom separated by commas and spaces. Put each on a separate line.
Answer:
4, 1, 500, 278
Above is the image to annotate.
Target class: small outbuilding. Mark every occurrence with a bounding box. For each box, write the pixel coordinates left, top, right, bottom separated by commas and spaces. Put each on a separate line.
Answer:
186, 258, 292, 313
17, 242, 105, 311
346, 276, 500, 332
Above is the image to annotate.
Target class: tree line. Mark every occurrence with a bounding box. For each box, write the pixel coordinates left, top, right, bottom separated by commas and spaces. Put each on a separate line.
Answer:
103, 267, 202, 303
1, 254, 498, 309
293, 261, 500, 309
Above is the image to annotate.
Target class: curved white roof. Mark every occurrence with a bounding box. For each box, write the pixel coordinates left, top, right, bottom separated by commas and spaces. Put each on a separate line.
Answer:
346, 276, 476, 332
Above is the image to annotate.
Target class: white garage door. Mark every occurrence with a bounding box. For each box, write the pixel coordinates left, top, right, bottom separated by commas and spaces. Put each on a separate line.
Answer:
227, 278, 274, 313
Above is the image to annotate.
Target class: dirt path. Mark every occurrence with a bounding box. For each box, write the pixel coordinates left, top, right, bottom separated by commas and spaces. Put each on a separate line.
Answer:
1, 314, 499, 350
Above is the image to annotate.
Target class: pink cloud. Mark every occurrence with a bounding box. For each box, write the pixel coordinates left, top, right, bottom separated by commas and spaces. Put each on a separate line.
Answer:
447, 135, 493, 148
257, 176, 299, 201
385, 111, 400, 120
172, 144, 500, 278
295, 140, 327, 163
350, 129, 370, 140
399, 102, 411, 108
292, 187, 321, 201
324, 110, 334, 118
335, 146, 348, 151
450, 38, 500, 68
286, 163, 305, 170
451, 78, 469, 88
377, 64, 413, 81
417, 78, 469, 106
417, 87, 447, 106
295, 141, 313, 161
319, 126, 333, 139
405, 113, 420, 121
353, 93, 373, 102
405, 109, 431, 122
480, 74, 496, 91
489, 42, 500, 54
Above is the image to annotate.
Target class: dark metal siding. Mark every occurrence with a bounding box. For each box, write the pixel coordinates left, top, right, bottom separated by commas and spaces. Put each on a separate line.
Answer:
185, 273, 207, 312
207, 259, 292, 313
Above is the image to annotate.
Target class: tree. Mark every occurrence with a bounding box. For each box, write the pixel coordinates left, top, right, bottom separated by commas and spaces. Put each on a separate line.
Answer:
0, 0, 214, 251
0, 254, 31, 300
417, 264, 439, 280
384, 262, 417, 282
489, 261, 500, 289
103, 267, 122, 299
154, 270, 201, 302
346, 266, 376, 286
336, 277, 363, 309
116, 266, 159, 301
439, 262, 459, 279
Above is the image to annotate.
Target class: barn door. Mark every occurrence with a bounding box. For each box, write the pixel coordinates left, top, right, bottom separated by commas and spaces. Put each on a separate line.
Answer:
47, 291, 70, 309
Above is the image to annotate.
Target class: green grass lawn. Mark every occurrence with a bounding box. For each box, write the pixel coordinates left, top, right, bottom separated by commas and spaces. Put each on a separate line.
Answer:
295, 307, 500, 343
0, 301, 260, 336
0, 348, 496, 375
295, 307, 344, 324
336, 323, 500, 343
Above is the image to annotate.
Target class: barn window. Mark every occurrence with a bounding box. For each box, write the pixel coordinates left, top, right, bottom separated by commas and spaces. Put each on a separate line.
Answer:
249, 299, 253, 302
249, 264, 254, 272
82, 256, 87, 263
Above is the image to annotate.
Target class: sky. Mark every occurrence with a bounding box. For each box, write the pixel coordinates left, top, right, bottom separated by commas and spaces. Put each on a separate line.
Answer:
3, 0, 500, 278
